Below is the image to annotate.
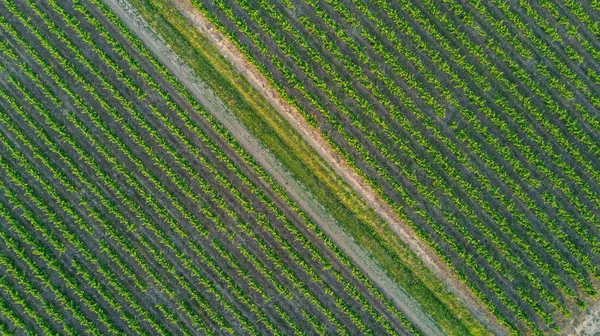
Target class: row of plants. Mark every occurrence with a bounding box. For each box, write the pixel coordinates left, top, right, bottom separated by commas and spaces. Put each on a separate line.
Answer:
0, 4, 260, 334
0, 6, 235, 333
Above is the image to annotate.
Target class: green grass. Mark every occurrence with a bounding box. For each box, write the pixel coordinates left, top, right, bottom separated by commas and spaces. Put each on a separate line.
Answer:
126, 0, 492, 334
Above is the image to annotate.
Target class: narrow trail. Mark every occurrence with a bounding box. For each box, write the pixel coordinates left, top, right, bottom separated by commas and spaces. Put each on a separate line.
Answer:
569, 299, 600, 336
102, 0, 490, 334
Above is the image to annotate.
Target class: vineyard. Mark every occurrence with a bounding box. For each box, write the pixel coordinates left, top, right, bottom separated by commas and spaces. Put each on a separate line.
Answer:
1, 0, 599, 334
0, 0, 431, 334
182, 0, 600, 334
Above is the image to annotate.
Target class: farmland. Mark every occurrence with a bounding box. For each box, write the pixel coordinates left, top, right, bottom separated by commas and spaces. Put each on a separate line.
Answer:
0, 0, 433, 334
177, 0, 600, 334
1, 0, 599, 334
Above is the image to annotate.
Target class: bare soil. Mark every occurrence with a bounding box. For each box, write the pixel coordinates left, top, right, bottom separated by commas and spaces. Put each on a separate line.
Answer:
565, 298, 600, 336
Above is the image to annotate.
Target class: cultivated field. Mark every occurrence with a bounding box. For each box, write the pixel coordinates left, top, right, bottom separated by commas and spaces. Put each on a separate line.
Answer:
189, 0, 600, 334
0, 0, 425, 334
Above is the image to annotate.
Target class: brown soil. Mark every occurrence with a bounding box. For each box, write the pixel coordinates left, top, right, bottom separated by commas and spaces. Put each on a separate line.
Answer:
564, 298, 600, 335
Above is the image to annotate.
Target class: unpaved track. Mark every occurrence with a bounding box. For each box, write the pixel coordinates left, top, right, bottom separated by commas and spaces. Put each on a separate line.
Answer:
102, 0, 483, 334
164, 1, 506, 335
568, 298, 600, 335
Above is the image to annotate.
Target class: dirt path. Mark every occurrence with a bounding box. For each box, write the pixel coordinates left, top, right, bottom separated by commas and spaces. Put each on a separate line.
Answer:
102, 0, 445, 334
164, 1, 507, 335
566, 298, 600, 335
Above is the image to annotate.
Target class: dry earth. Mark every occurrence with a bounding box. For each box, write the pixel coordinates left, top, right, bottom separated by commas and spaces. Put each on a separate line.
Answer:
568, 299, 600, 336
